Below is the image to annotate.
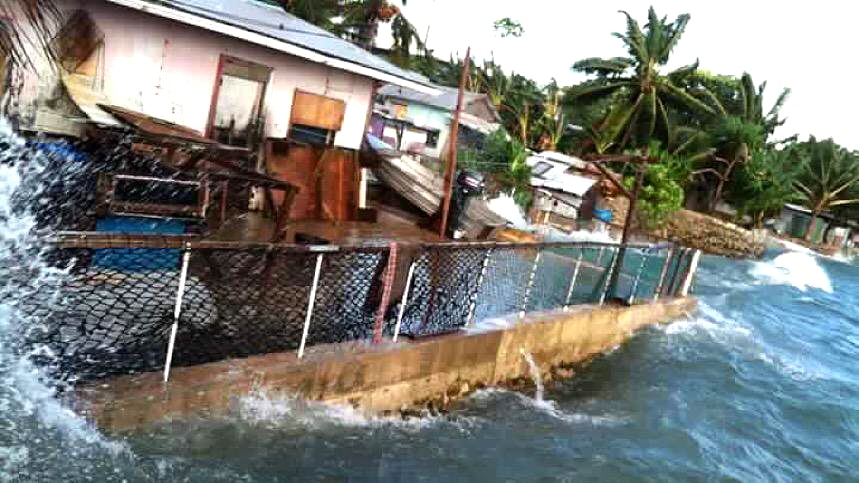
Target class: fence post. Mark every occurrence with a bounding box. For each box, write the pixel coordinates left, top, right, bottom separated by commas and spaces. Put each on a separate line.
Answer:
679, 249, 702, 296
665, 248, 687, 297
653, 245, 675, 302
599, 247, 620, 305
392, 261, 416, 343
563, 249, 585, 312
373, 242, 398, 344
298, 253, 324, 359
627, 250, 650, 305
519, 248, 543, 319
466, 247, 493, 326
163, 245, 192, 383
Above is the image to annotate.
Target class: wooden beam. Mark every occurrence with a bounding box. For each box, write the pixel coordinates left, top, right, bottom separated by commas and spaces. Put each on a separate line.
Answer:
439, 47, 471, 238
271, 187, 297, 243
592, 162, 633, 199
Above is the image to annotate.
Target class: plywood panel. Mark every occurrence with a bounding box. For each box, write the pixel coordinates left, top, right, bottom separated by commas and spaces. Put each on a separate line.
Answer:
267, 142, 319, 220
291, 90, 346, 131
266, 141, 359, 222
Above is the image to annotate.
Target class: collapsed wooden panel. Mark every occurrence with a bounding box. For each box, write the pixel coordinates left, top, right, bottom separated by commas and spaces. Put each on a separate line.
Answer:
266, 141, 358, 222
52, 10, 104, 72
290, 90, 346, 131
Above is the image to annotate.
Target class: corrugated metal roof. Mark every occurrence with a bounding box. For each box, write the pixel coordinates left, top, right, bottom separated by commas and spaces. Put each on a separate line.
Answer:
107, 0, 433, 90
531, 175, 596, 197
378, 83, 496, 115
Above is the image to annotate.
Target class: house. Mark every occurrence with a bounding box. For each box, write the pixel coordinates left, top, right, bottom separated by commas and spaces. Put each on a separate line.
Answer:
4, 0, 439, 237
371, 83, 502, 160
525, 151, 601, 231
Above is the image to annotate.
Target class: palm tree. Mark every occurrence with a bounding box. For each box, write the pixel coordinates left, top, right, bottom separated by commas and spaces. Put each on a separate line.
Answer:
278, 0, 412, 50
571, 7, 724, 151
793, 137, 859, 240
536, 80, 565, 151
681, 72, 791, 212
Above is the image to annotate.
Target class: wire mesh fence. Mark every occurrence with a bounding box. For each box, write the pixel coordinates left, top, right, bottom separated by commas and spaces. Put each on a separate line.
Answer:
18, 236, 698, 383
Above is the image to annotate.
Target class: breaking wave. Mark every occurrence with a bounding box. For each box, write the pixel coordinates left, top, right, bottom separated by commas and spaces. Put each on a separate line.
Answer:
0, 121, 130, 481
749, 251, 833, 292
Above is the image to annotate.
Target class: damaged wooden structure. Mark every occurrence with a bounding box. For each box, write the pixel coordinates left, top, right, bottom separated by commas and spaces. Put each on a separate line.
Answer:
4, 0, 486, 245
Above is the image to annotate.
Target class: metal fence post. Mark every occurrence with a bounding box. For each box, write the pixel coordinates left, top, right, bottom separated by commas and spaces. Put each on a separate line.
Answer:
679, 249, 702, 296
563, 249, 585, 312
163, 245, 192, 383
298, 253, 324, 359
653, 245, 675, 302
392, 261, 417, 343
599, 247, 620, 305
465, 247, 493, 326
627, 250, 650, 305
519, 248, 543, 319
665, 248, 687, 297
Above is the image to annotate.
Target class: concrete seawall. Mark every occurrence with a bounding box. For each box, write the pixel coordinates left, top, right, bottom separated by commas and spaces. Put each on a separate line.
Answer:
76, 297, 697, 432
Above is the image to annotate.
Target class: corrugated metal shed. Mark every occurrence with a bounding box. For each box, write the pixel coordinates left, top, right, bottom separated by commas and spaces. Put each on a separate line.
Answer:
106, 0, 435, 92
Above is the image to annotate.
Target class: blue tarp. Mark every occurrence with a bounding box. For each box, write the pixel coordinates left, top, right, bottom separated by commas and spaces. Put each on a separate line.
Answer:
93, 216, 186, 270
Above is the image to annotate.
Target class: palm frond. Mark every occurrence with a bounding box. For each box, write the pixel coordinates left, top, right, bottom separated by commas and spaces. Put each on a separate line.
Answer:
616, 10, 648, 64
572, 57, 633, 76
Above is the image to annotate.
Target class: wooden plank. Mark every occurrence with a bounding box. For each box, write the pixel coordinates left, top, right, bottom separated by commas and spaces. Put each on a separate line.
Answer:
290, 90, 346, 131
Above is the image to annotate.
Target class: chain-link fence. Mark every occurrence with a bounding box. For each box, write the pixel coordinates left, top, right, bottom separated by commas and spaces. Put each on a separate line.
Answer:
18, 235, 699, 382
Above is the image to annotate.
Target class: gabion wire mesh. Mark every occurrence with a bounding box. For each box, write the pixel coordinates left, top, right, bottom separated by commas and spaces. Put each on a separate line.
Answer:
171, 248, 318, 367
471, 246, 539, 323
20, 240, 693, 383
307, 248, 388, 345
19, 247, 182, 381
395, 246, 487, 337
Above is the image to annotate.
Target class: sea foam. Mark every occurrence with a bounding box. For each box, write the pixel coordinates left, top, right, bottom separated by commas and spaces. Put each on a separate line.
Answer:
750, 252, 834, 293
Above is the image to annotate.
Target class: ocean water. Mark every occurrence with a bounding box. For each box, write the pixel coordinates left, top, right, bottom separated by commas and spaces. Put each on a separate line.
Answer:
2, 125, 859, 481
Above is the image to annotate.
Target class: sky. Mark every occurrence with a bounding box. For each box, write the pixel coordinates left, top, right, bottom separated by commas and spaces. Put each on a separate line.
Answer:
380, 1, 859, 149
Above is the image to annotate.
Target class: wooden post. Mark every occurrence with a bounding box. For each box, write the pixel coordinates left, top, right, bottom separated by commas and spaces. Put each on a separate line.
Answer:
373, 242, 398, 344
439, 47, 471, 238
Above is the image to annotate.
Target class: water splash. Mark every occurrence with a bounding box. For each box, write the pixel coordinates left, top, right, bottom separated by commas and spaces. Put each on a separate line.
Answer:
0, 120, 131, 480
487, 194, 529, 229
750, 252, 833, 292
520, 348, 544, 401
237, 389, 483, 433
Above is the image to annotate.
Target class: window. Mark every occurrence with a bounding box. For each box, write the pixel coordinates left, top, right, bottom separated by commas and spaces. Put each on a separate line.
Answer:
286, 90, 345, 146
288, 124, 334, 146
532, 161, 554, 177
425, 129, 440, 148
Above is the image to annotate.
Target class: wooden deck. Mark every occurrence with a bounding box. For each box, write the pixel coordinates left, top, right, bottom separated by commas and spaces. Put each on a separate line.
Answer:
211, 211, 443, 245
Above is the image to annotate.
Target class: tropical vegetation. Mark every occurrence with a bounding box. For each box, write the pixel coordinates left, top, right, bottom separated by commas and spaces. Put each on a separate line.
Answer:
4, 0, 858, 240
